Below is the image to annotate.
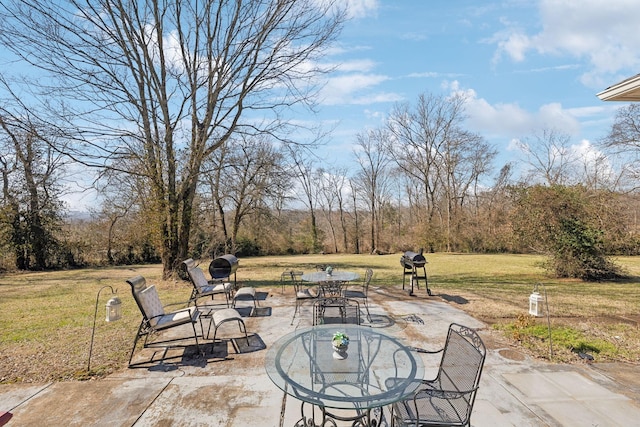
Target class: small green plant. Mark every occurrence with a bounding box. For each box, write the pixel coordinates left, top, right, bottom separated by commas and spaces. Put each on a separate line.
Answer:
495, 316, 624, 362
332, 331, 349, 347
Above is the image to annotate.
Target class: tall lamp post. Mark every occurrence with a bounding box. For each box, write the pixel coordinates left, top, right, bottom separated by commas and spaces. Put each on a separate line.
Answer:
88, 285, 122, 372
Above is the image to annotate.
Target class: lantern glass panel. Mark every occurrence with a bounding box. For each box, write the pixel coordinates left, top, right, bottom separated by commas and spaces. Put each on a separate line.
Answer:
529, 292, 543, 316
105, 297, 122, 322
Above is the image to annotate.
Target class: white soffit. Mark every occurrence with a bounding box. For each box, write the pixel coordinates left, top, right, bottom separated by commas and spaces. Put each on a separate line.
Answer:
597, 73, 640, 101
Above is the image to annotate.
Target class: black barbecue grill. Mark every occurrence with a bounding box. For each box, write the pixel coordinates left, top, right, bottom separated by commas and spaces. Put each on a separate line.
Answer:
209, 254, 238, 287
400, 251, 427, 269
400, 249, 431, 296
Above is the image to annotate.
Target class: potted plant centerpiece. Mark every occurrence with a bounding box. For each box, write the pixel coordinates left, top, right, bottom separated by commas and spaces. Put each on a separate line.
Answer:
332, 331, 349, 359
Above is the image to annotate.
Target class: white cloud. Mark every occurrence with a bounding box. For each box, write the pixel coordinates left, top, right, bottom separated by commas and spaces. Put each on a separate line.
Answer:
344, 0, 379, 19
320, 73, 403, 105
492, 0, 640, 87
445, 80, 582, 137
335, 59, 377, 73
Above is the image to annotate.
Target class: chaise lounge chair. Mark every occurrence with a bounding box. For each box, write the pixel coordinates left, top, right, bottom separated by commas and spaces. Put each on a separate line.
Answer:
127, 275, 202, 367
183, 258, 232, 307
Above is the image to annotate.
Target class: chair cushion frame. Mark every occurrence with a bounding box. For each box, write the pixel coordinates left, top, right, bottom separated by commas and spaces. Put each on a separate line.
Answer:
183, 258, 232, 307
127, 275, 202, 367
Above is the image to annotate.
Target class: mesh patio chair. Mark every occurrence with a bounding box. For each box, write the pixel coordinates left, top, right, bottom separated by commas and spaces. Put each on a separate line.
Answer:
290, 271, 319, 325
183, 258, 232, 307
127, 275, 202, 367
312, 297, 361, 326
385, 323, 486, 427
280, 269, 304, 293
343, 268, 373, 321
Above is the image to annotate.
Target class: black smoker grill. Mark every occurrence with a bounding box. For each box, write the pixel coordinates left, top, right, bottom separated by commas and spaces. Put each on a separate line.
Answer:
209, 254, 239, 287
400, 249, 432, 296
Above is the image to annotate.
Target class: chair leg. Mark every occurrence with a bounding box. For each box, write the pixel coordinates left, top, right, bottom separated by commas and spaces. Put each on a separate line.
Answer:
238, 319, 249, 347
191, 321, 201, 356
210, 318, 249, 351
128, 323, 145, 366
363, 299, 371, 321
211, 323, 219, 345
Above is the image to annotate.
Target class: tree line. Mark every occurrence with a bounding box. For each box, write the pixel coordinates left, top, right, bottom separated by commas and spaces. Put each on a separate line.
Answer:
1, 1, 639, 280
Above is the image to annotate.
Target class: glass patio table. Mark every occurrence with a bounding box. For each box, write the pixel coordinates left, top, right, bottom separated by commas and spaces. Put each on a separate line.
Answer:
301, 271, 360, 296
264, 324, 425, 427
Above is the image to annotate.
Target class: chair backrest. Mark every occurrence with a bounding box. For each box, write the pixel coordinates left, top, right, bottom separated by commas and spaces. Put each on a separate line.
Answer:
313, 297, 361, 325
182, 258, 208, 291
437, 323, 486, 420
127, 275, 149, 316
363, 268, 373, 292
290, 271, 306, 292
127, 275, 165, 325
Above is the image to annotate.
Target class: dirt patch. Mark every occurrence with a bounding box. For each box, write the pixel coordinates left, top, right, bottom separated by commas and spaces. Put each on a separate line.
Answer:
498, 349, 527, 361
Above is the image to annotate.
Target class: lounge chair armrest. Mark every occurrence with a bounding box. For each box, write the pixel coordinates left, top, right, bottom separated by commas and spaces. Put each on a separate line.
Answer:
162, 300, 192, 310
147, 307, 185, 320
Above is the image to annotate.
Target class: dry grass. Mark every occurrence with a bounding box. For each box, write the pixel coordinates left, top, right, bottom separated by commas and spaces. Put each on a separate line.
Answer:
1, 253, 639, 383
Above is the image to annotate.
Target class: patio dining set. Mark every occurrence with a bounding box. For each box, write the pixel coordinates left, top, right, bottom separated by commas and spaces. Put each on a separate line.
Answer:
125, 257, 486, 427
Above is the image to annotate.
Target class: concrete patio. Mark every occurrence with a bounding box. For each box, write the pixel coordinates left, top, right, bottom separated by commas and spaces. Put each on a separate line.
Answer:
1, 283, 639, 426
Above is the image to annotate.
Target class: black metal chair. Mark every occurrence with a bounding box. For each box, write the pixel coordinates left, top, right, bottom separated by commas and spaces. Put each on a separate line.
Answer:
312, 297, 361, 326
291, 271, 319, 325
343, 268, 373, 321
280, 269, 304, 293
386, 323, 486, 427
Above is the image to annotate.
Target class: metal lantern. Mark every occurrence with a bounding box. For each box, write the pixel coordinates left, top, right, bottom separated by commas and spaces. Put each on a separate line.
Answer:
88, 286, 123, 371
105, 296, 122, 322
529, 291, 544, 316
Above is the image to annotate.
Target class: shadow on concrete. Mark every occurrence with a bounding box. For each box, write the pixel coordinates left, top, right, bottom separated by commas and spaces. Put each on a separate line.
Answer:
236, 306, 272, 317
440, 294, 469, 305
367, 314, 397, 328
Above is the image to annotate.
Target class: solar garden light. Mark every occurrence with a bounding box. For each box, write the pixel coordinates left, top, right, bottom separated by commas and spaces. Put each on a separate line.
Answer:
529, 284, 544, 317
528, 283, 553, 358
88, 285, 122, 372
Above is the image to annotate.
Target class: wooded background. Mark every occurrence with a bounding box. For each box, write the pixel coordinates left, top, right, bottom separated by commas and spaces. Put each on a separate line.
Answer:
2, 1, 640, 279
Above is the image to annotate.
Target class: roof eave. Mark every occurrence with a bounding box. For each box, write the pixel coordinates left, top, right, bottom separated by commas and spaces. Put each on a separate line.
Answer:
597, 74, 640, 101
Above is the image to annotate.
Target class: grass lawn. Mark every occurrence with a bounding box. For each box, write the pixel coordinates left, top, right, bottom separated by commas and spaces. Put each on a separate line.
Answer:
1, 253, 639, 383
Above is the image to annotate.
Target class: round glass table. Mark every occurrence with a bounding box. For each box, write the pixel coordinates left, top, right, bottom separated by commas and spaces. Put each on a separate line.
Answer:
301, 271, 360, 297
265, 324, 425, 426
301, 271, 360, 283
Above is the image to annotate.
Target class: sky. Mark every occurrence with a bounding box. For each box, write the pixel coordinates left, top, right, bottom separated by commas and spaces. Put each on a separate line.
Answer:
5, 0, 640, 211
308, 0, 640, 175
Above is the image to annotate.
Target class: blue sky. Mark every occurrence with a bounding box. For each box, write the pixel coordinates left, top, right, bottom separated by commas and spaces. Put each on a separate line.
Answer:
310, 0, 640, 174
5, 0, 640, 210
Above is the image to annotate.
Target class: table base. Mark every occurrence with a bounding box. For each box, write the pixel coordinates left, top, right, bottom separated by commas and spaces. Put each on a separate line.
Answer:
293, 401, 382, 427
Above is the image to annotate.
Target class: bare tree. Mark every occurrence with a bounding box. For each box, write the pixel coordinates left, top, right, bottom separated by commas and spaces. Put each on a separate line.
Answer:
354, 128, 392, 253
93, 170, 141, 264
0, 0, 346, 277
203, 135, 284, 253
386, 92, 493, 251
515, 129, 577, 186
317, 167, 349, 253
288, 148, 321, 253
386, 94, 450, 223
332, 167, 350, 253
349, 177, 361, 254
600, 103, 640, 191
